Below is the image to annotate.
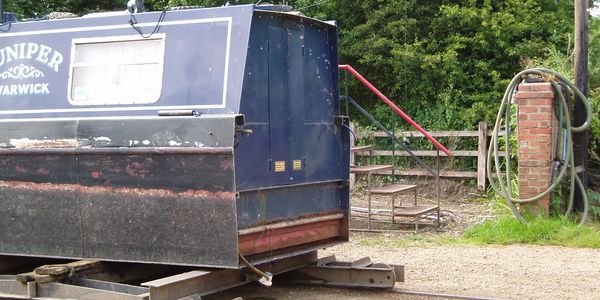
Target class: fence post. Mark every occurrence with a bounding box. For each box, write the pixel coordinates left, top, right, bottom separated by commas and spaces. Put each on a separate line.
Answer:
477, 122, 487, 190
349, 122, 356, 190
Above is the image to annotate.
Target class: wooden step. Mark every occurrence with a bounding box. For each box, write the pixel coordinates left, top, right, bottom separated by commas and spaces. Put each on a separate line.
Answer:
351, 145, 372, 153
393, 205, 439, 217
370, 184, 417, 195
350, 207, 390, 215
374, 168, 477, 178
350, 165, 394, 174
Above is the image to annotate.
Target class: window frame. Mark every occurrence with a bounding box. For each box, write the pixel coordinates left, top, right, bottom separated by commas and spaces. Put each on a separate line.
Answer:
67, 34, 166, 106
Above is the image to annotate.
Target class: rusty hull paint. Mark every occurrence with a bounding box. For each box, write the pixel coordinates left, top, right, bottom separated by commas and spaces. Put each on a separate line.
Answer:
238, 218, 343, 256
0, 180, 235, 199
0, 180, 240, 268
239, 209, 345, 229
0, 152, 234, 192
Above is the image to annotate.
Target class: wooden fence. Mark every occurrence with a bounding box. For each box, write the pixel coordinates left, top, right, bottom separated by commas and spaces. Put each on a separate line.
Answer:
353, 122, 503, 190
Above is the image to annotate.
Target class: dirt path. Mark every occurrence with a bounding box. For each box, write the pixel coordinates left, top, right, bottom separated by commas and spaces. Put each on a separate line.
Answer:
321, 240, 600, 300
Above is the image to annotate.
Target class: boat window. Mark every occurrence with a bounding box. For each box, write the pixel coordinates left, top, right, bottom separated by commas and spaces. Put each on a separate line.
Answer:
68, 34, 165, 106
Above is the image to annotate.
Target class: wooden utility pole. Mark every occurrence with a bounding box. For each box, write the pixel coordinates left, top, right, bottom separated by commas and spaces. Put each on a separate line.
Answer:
574, 0, 589, 209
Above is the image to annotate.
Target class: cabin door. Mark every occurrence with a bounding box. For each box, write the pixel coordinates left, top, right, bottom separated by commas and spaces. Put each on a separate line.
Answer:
268, 25, 305, 185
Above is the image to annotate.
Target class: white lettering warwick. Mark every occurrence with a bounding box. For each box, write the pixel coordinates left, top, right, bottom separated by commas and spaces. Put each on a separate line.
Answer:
0, 83, 50, 95
0, 43, 63, 72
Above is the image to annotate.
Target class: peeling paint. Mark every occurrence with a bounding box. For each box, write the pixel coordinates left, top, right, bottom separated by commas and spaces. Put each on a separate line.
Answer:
93, 137, 112, 142
168, 140, 182, 146
36, 168, 50, 175
128, 140, 142, 146
9, 138, 77, 149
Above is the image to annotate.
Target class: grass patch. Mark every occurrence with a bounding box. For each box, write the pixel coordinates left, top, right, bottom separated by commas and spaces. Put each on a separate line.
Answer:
355, 218, 600, 248
463, 216, 600, 248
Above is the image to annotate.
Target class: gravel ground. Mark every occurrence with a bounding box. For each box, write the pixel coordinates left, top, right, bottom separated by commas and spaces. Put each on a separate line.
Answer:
321, 239, 600, 300
213, 241, 600, 300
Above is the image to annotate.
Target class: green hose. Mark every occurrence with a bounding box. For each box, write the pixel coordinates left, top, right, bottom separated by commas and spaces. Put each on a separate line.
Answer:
487, 68, 592, 225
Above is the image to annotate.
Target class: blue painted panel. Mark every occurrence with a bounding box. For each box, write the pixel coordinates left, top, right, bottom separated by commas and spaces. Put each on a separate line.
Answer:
304, 123, 341, 181
304, 24, 336, 123
288, 27, 306, 183
0, 6, 254, 119
235, 12, 343, 191
267, 25, 291, 185
234, 124, 272, 190
236, 183, 343, 229
236, 23, 269, 124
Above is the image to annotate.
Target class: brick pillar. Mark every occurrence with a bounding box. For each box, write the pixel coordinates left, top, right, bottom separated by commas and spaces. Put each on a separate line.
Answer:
514, 82, 556, 216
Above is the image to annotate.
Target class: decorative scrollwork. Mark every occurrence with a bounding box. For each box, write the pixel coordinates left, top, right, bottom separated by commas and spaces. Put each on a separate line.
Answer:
0, 64, 45, 80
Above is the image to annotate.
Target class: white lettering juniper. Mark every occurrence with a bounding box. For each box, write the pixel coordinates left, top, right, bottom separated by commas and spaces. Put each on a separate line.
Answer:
0, 43, 63, 72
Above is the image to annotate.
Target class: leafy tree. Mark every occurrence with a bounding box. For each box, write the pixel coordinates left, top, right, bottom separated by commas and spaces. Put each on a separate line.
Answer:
333, 0, 574, 131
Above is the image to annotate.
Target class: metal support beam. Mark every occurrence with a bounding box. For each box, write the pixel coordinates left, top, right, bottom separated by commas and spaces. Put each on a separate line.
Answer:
1, 252, 404, 299
280, 255, 404, 289
142, 251, 318, 300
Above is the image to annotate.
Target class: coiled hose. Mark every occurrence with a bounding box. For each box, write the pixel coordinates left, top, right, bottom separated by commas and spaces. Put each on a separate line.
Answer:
487, 68, 592, 225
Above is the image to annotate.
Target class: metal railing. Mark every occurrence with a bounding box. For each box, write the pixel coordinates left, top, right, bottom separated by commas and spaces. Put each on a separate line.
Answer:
339, 65, 451, 180
342, 94, 439, 178
339, 65, 452, 157
340, 65, 450, 230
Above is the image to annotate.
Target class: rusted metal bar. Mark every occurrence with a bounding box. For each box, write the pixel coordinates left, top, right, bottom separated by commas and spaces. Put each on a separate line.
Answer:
0, 147, 232, 156
238, 213, 344, 235
238, 219, 342, 256
142, 251, 318, 300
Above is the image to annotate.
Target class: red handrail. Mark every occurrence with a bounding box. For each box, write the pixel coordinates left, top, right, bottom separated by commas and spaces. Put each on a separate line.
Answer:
339, 64, 452, 157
